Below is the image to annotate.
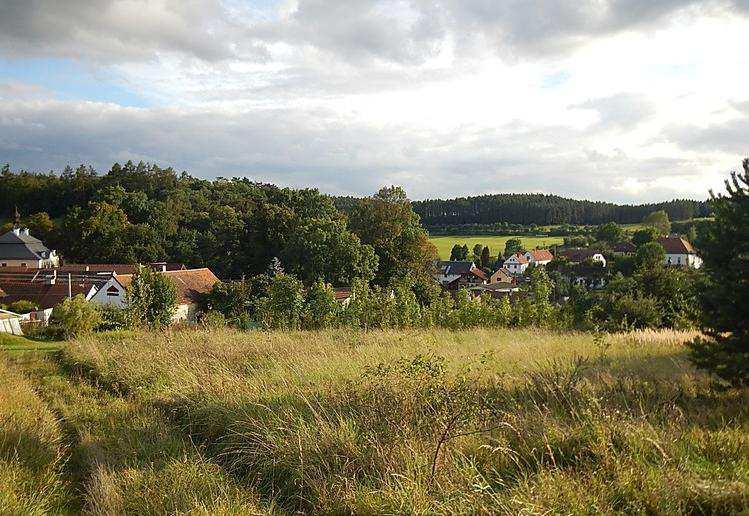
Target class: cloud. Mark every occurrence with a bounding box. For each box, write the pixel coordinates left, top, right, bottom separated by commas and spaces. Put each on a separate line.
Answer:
667, 101, 749, 154
2, 0, 746, 66
573, 93, 655, 130
0, 98, 721, 202
0, 0, 246, 62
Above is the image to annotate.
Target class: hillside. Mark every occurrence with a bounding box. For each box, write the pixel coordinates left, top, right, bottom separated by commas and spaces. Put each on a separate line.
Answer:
336, 193, 709, 226
2, 328, 746, 513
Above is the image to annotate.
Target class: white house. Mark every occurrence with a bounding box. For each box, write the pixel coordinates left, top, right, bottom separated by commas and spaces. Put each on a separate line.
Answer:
503, 253, 529, 275
0, 228, 59, 268
658, 236, 703, 269
90, 268, 219, 323
557, 248, 607, 268
524, 249, 554, 266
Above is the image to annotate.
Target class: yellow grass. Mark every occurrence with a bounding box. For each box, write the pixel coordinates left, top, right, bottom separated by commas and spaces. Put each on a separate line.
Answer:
62, 328, 748, 514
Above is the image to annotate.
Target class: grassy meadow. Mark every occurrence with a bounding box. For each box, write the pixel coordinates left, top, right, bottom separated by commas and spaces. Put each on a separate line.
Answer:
429, 235, 564, 259
0, 327, 740, 514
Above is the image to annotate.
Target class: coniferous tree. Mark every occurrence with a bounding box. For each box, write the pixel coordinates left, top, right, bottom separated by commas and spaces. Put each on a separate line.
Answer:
688, 159, 749, 386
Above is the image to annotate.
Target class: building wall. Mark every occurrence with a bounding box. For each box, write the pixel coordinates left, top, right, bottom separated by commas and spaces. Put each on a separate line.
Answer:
664, 253, 702, 268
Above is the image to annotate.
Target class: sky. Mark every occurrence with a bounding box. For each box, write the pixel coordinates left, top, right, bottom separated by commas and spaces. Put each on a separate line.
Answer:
0, 0, 748, 203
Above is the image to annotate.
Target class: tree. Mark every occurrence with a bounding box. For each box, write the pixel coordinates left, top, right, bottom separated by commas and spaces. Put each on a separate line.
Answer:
643, 210, 671, 235
282, 218, 377, 285
257, 273, 305, 330
480, 246, 491, 268
302, 279, 338, 329
472, 243, 483, 264
504, 238, 523, 257
595, 222, 626, 244
688, 159, 749, 386
449, 244, 465, 261
348, 186, 438, 286
48, 295, 101, 339
632, 226, 659, 247
126, 267, 178, 328
635, 242, 666, 270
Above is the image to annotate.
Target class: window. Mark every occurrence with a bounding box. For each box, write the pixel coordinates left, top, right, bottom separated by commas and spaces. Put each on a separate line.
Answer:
106, 286, 120, 297
20, 263, 27, 267
1, 263, 6, 267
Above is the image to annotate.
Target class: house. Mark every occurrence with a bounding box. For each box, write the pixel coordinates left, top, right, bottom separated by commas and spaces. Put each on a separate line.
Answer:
89, 268, 219, 323
612, 242, 636, 256
503, 253, 529, 275
524, 249, 554, 266
470, 281, 521, 299
488, 267, 514, 285
658, 236, 702, 268
434, 261, 486, 287
557, 248, 607, 268
0, 280, 98, 309
333, 287, 353, 306
445, 267, 488, 292
0, 228, 59, 268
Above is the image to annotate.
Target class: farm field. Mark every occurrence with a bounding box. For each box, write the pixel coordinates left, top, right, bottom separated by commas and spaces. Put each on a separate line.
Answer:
2, 328, 747, 514
430, 235, 565, 259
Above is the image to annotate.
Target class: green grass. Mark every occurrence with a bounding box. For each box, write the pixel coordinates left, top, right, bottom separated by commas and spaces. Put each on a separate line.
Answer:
0, 354, 72, 514
429, 235, 564, 260
1, 337, 264, 515
60, 328, 748, 513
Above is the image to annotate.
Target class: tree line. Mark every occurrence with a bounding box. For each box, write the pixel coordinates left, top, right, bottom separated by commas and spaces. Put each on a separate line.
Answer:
0, 162, 436, 286
409, 193, 709, 226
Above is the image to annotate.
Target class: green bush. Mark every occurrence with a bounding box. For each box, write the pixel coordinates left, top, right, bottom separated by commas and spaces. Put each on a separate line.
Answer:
47, 295, 101, 339
96, 304, 132, 332
126, 266, 178, 328
7, 299, 38, 314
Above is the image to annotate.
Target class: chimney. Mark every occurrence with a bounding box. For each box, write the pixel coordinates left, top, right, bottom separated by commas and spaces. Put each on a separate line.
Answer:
11, 227, 20, 236
21, 228, 29, 236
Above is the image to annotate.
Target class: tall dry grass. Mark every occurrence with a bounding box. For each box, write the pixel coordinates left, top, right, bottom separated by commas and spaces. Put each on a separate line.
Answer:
12, 352, 265, 515
0, 355, 71, 514
66, 328, 749, 513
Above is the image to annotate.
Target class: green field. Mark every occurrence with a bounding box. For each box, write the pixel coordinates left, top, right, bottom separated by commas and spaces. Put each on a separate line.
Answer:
2, 328, 746, 514
430, 235, 565, 259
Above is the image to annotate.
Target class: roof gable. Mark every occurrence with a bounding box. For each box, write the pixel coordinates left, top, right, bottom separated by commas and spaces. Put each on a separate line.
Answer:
657, 236, 696, 254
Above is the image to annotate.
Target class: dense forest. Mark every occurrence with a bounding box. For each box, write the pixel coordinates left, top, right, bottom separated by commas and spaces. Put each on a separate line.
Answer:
408, 194, 710, 226
0, 162, 435, 285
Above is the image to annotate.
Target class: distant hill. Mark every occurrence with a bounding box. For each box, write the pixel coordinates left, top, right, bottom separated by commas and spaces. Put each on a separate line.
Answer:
335, 194, 710, 226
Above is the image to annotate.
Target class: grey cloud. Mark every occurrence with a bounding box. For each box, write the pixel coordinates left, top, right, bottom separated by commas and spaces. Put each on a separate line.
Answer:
0, 0, 247, 62
2, 0, 746, 66
249, 0, 748, 64
666, 100, 749, 154
0, 99, 713, 202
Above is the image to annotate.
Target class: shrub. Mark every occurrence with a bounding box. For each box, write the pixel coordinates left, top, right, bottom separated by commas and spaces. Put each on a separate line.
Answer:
7, 299, 38, 314
96, 304, 132, 332
126, 266, 178, 328
47, 295, 101, 339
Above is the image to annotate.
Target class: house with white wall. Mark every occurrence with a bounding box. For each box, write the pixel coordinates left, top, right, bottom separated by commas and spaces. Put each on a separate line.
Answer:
524, 249, 554, 266
0, 228, 59, 268
658, 236, 702, 268
503, 253, 529, 275
90, 268, 219, 323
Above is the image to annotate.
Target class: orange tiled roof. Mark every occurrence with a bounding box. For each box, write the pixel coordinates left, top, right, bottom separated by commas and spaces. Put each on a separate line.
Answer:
115, 268, 219, 304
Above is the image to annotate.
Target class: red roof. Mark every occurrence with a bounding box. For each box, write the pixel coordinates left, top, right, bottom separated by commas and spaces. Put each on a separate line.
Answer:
558, 248, 601, 262
527, 249, 554, 262
657, 236, 696, 254
507, 252, 529, 264
471, 268, 488, 281
115, 268, 219, 304
0, 280, 97, 309
333, 287, 352, 301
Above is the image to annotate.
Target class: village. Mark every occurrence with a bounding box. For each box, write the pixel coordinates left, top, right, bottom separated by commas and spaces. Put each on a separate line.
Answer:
0, 208, 703, 335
